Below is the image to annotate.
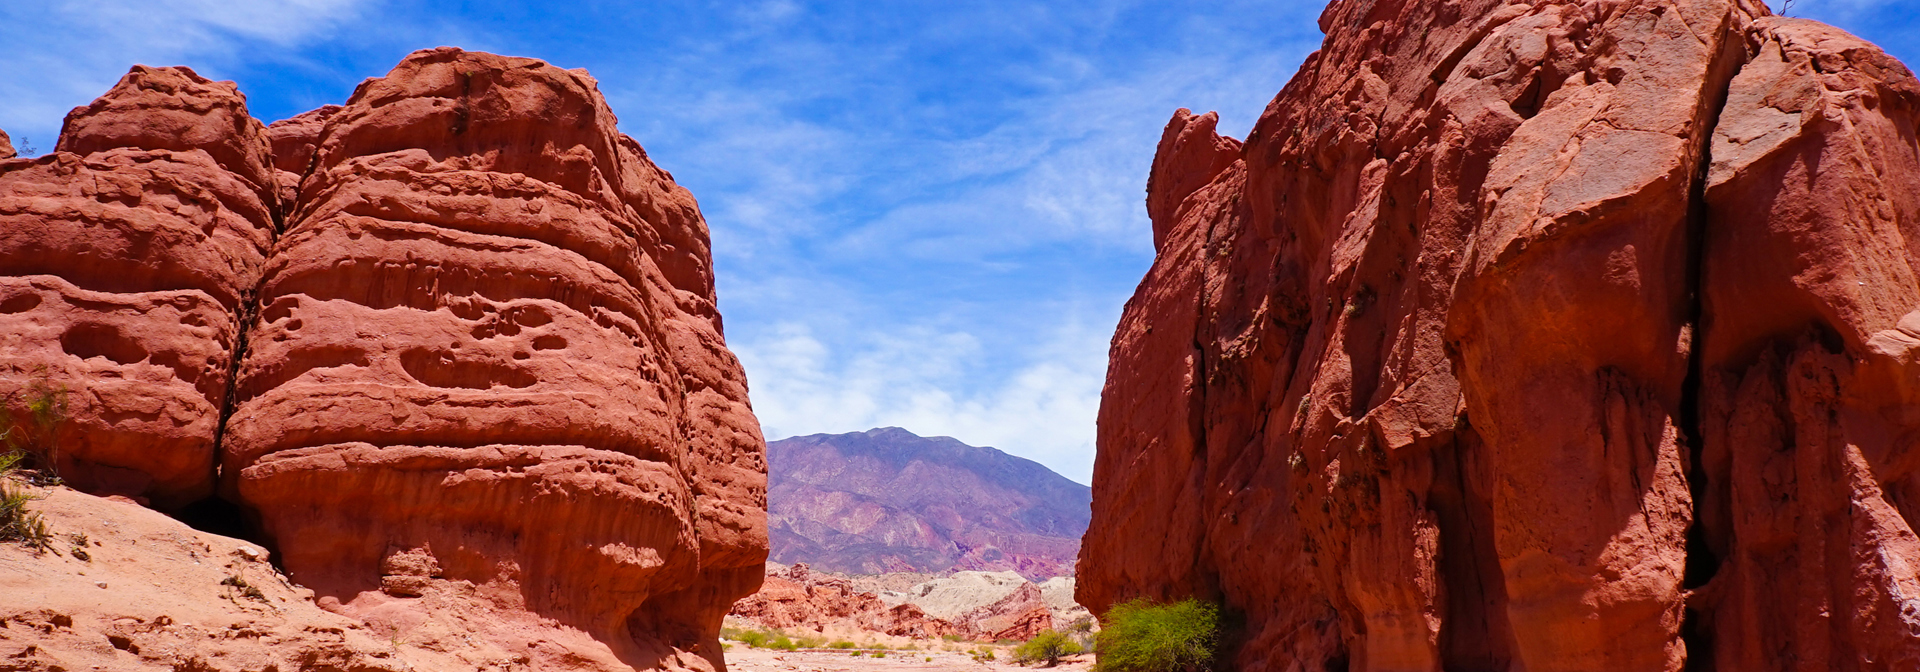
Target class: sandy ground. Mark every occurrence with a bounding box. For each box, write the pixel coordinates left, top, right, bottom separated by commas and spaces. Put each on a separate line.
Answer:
724, 646, 1093, 672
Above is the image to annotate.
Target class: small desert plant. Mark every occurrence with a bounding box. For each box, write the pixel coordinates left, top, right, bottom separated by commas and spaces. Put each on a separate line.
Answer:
722, 627, 806, 650
0, 373, 69, 483
0, 451, 52, 551
829, 640, 858, 649
1015, 630, 1085, 667
1093, 598, 1221, 672
221, 574, 268, 603
971, 646, 997, 663
67, 532, 89, 562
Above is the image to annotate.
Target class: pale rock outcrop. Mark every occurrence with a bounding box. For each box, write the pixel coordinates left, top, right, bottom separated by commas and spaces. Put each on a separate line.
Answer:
727, 563, 958, 639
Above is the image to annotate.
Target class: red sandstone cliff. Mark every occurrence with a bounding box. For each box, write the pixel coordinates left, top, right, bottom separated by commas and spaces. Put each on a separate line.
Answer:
0, 48, 766, 672
1078, 2, 1920, 671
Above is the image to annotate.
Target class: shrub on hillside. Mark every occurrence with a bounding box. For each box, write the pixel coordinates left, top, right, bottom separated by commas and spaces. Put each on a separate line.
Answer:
1093, 598, 1221, 672
1013, 630, 1084, 667
1, 374, 68, 483
0, 451, 51, 551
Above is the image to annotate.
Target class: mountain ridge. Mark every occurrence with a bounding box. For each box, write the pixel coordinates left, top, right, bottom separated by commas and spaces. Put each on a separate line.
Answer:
768, 427, 1089, 579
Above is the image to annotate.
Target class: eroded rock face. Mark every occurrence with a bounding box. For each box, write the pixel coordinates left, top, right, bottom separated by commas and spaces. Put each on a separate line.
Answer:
1079, 2, 1920, 671
219, 48, 765, 671
0, 66, 276, 507
0, 49, 766, 672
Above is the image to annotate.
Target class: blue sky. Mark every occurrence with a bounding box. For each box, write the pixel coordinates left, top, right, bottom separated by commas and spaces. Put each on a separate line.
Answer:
1, 1, 1912, 484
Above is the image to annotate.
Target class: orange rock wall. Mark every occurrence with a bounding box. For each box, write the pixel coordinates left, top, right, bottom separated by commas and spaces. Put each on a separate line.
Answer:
0, 49, 766, 672
1078, 1, 1920, 671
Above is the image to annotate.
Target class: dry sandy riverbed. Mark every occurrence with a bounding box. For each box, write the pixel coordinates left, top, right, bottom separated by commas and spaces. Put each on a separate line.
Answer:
724, 646, 1093, 672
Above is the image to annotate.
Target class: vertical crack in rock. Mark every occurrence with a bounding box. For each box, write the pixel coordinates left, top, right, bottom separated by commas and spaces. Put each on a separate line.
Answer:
1430, 420, 1515, 672
1676, 19, 1749, 671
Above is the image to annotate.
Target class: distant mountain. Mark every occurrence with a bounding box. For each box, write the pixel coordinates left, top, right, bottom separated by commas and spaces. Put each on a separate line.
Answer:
767, 428, 1091, 579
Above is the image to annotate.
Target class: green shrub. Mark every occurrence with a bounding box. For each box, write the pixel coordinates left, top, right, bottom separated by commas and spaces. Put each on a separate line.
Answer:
0, 375, 68, 483
727, 628, 770, 648
1093, 599, 1221, 672
971, 646, 997, 663
1014, 630, 1085, 667
0, 451, 51, 551
829, 640, 857, 649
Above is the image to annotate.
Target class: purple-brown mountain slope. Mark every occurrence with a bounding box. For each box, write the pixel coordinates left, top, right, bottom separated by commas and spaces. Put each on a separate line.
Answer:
769, 428, 1089, 579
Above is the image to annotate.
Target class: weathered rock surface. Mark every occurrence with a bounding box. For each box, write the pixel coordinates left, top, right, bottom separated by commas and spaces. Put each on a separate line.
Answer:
770, 428, 1088, 579
0, 66, 276, 508
1079, 1, 1920, 671
729, 563, 958, 639
0, 48, 767, 671
219, 48, 765, 671
1695, 18, 1920, 670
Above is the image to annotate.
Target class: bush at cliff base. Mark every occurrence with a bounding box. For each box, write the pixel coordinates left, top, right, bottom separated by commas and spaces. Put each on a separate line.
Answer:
1093, 599, 1220, 672
1014, 630, 1085, 667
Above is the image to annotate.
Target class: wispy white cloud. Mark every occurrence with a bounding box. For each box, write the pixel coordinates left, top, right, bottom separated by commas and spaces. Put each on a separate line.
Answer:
0, 0, 370, 150
596, 1, 1321, 482
736, 316, 1111, 484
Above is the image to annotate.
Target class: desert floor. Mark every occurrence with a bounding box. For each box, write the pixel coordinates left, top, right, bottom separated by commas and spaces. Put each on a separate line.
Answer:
725, 646, 1093, 672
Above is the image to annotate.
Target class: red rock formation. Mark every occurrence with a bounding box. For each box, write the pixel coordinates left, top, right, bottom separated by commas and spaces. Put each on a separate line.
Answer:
1694, 18, 1920, 670
729, 563, 958, 639
0, 129, 15, 160
0, 66, 276, 507
1079, 2, 1920, 670
0, 49, 766, 672
217, 48, 765, 671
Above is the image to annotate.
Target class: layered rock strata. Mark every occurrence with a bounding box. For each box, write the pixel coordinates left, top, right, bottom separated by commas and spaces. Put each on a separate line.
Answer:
0, 48, 766, 671
0, 66, 276, 507
1079, 1, 1920, 671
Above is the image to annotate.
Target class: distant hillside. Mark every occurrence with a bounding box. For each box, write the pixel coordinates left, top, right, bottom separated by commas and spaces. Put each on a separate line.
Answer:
767, 427, 1091, 579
